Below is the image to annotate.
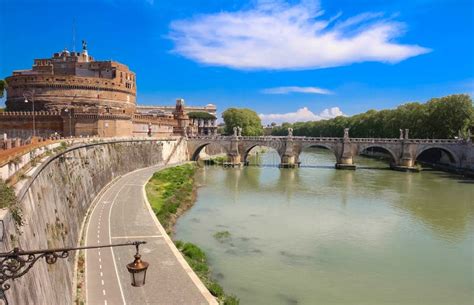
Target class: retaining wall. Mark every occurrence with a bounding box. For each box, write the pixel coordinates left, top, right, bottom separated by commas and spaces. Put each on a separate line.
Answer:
0, 137, 187, 305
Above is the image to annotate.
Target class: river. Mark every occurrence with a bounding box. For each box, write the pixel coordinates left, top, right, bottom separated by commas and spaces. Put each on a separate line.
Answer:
175, 148, 474, 305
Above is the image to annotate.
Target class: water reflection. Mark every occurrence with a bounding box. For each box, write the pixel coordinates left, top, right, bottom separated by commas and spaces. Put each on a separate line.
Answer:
179, 148, 474, 305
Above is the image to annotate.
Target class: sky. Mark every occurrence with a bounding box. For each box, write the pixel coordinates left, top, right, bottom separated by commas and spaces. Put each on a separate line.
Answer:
0, 0, 473, 124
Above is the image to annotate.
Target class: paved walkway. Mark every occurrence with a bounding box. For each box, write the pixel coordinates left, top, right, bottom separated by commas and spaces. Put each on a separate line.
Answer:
85, 164, 217, 305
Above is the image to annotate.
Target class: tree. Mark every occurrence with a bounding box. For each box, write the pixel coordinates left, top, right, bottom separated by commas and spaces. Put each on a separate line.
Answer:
187, 111, 217, 120
0, 80, 6, 99
222, 108, 264, 136
270, 94, 474, 139
425, 94, 473, 138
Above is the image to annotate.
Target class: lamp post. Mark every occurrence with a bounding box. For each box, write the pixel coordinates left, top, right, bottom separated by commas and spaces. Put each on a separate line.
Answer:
0, 241, 149, 305
64, 108, 72, 137
23, 91, 36, 138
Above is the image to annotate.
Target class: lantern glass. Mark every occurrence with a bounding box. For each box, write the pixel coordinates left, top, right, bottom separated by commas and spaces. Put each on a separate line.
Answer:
127, 254, 149, 287
130, 268, 147, 287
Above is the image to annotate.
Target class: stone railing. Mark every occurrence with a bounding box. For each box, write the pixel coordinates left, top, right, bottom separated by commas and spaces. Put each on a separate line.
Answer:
0, 111, 62, 116
189, 135, 465, 144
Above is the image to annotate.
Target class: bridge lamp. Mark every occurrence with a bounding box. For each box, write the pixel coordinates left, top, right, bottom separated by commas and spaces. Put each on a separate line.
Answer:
127, 243, 149, 287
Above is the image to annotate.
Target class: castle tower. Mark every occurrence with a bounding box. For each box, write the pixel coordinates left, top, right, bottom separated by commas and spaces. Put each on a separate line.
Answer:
173, 98, 189, 136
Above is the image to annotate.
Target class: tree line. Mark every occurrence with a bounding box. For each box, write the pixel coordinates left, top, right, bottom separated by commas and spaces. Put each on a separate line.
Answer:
271, 94, 473, 139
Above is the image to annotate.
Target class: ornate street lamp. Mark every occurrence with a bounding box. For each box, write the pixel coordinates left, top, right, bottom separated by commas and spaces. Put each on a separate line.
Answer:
126, 242, 149, 287
0, 241, 148, 305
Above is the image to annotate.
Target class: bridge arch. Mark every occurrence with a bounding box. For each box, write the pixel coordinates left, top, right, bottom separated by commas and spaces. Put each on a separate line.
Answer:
189, 142, 228, 161
415, 146, 460, 166
298, 144, 339, 166
242, 144, 282, 164
357, 145, 398, 165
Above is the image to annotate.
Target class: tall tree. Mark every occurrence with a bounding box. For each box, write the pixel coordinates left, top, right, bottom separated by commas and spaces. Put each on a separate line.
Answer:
0, 80, 6, 99
222, 108, 264, 136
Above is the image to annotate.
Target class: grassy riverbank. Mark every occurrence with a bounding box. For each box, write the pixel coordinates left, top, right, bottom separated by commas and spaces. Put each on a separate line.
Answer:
146, 164, 239, 304
146, 164, 196, 233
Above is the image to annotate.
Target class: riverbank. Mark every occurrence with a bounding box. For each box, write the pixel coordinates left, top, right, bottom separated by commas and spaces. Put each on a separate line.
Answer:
145, 164, 239, 305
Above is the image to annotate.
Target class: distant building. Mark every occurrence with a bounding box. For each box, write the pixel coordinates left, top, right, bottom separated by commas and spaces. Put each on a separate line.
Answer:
136, 104, 217, 117
0, 43, 216, 138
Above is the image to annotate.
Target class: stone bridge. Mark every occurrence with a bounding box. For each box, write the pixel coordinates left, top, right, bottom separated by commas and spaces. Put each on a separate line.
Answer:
187, 132, 473, 171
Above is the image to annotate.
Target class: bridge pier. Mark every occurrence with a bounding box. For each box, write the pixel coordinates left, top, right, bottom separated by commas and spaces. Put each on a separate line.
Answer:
279, 131, 299, 168
335, 129, 356, 170
224, 153, 243, 167
279, 154, 299, 168
392, 136, 419, 172
335, 156, 356, 170
224, 132, 243, 167
392, 157, 419, 172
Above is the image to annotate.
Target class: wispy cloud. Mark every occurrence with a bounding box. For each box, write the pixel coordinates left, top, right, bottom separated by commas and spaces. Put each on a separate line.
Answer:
262, 86, 333, 95
259, 106, 345, 124
169, 0, 430, 70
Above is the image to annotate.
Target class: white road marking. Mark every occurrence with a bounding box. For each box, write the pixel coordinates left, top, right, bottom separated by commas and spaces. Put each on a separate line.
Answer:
103, 289, 106, 296
84, 180, 113, 305
100, 272, 103, 277
98, 250, 101, 256
111, 235, 162, 239
99, 258, 102, 263
105, 301, 108, 305
101, 279, 105, 285
109, 184, 129, 305
99, 264, 102, 269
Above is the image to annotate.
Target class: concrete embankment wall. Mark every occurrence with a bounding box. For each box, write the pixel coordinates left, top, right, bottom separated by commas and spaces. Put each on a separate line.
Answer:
0, 138, 188, 305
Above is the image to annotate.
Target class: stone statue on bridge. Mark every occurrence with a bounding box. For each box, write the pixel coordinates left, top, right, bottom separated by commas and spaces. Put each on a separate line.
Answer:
344, 128, 349, 140
233, 127, 238, 137
237, 127, 242, 137
288, 128, 293, 137
399, 129, 404, 139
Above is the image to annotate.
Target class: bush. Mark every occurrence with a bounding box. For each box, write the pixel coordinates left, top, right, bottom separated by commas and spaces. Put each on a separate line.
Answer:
0, 179, 17, 209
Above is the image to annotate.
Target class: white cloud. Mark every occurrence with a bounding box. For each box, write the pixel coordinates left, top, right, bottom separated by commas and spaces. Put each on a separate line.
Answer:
169, 0, 430, 70
262, 86, 333, 95
259, 106, 345, 124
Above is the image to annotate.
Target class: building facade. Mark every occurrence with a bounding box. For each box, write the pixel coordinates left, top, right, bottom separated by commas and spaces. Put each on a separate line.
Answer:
0, 44, 216, 138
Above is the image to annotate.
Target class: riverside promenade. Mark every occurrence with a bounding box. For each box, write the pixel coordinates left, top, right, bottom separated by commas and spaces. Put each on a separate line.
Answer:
85, 164, 217, 305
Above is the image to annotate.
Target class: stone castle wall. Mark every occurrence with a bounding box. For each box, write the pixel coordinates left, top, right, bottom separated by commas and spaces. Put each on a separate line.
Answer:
0, 138, 188, 305
6, 74, 136, 114
0, 111, 65, 138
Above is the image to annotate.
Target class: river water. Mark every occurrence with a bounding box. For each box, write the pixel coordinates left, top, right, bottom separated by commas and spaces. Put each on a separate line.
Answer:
175, 148, 474, 305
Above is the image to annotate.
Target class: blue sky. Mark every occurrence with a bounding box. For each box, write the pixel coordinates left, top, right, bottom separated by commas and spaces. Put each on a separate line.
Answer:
0, 0, 473, 123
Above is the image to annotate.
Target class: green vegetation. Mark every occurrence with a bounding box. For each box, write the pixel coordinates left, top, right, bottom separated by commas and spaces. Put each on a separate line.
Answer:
271, 94, 474, 139
0, 179, 17, 209
146, 164, 196, 232
213, 230, 231, 242
188, 111, 217, 120
205, 155, 228, 165
0, 80, 6, 99
175, 240, 240, 305
222, 108, 264, 136
0, 179, 23, 227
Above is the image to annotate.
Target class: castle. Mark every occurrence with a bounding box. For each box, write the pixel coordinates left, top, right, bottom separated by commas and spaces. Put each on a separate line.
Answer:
1, 42, 217, 138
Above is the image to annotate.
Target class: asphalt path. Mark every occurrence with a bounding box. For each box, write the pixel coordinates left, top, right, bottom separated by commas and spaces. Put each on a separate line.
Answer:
85, 164, 216, 305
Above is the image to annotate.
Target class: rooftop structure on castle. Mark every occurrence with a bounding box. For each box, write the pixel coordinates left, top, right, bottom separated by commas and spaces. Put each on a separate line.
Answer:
5, 41, 136, 115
